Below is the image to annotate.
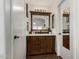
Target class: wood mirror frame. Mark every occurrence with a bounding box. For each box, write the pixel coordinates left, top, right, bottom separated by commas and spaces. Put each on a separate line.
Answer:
30, 11, 51, 33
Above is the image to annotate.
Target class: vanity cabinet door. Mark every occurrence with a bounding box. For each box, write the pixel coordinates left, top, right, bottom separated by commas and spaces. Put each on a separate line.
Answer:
45, 36, 55, 53
27, 36, 41, 55
40, 36, 47, 54
63, 35, 70, 49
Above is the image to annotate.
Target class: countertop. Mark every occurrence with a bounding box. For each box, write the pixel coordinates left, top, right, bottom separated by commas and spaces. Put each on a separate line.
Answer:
26, 34, 56, 36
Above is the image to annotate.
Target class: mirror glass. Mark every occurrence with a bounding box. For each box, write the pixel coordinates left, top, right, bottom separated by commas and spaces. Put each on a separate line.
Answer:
32, 15, 49, 30
63, 14, 70, 50
63, 14, 70, 33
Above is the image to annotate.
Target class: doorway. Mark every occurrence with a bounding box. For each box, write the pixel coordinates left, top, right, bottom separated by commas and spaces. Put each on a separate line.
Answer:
11, 0, 72, 59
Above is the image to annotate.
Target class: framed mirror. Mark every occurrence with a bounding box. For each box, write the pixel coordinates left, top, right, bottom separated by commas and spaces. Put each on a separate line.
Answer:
63, 13, 70, 50
30, 11, 51, 33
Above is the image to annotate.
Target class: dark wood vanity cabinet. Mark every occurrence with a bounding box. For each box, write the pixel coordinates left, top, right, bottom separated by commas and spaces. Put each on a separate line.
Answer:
27, 36, 56, 55
63, 35, 70, 49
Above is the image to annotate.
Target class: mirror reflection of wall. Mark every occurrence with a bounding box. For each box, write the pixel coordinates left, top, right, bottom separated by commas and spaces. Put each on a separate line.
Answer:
32, 15, 49, 30
63, 13, 70, 50
30, 11, 51, 34
63, 14, 70, 33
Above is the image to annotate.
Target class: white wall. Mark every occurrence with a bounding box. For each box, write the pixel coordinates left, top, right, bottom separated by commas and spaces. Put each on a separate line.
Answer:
72, 0, 79, 59
0, 0, 6, 59
0, 0, 12, 59
27, 0, 56, 11
4, 0, 12, 59
74, 0, 79, 58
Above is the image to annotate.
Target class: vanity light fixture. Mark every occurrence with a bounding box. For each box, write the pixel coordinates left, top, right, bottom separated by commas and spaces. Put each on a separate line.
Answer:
63, 8, 70, 14
34, 8, 48, 12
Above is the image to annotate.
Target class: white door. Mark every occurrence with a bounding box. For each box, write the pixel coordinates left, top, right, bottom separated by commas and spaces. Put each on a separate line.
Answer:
11, 0, 26, 59
13, 36, 26, 59
58, 1, 73, 59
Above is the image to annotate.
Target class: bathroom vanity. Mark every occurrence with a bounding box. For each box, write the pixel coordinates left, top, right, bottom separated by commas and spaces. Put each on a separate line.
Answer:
26, 34, 56, 56
26, 11, 56, 56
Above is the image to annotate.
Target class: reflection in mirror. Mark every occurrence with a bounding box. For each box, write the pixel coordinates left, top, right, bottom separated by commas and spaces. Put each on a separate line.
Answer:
63, 14, 70, 50
63, 14, 70, 33
32, 15, 49, 30
30, 11, 51, 34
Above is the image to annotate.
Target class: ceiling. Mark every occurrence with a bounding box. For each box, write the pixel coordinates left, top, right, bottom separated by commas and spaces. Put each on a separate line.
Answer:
27, 0, 61, 9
